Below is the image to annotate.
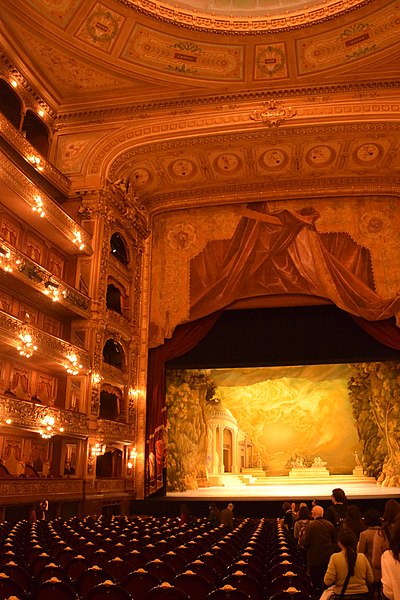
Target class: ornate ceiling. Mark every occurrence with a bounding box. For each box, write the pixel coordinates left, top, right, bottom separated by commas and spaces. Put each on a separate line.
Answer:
0, 0, 399, 212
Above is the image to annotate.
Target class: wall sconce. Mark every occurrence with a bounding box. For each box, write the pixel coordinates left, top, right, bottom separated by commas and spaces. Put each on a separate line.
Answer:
32, 195, 45, 218
39, 414, 64, 439
17, 330, 37, 358
0, 246, 15, 273
72, 231, 85, 251
91, 443, 106, 457
129, 447, 138, 461
28, 155, 43, 171
128, 387, 140, 399
65, 353, 82, 375
0, 412, 12, 427
92, 372, 103, 386
44, 279, 60, 302
10, 79, 18, 88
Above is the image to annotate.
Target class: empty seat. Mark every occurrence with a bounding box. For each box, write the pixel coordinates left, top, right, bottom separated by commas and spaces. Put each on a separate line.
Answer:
121, 568, 161, 600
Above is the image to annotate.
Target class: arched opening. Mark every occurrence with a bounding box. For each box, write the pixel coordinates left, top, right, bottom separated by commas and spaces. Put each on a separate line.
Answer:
102, 339, 125, 369
110, 232, 129, 266
0, 79, 22, 128
22, 110, 50, 158
99, 385, 121, 420
106, 283, 123, 314
223, 428, 232, 473
96, 448, 123, 478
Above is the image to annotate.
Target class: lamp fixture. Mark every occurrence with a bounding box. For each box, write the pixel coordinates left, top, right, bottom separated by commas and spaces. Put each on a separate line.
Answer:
17, 330, 37, 358
72, 231, 85, 251
28, 155, 43, 171
65, 353, 82, 375
32, 196, 45, 218
92, 372, 103, 386
44, 279, 60, 302
11, 79, 18, 88
129, 447, 138, 461
0, 246, 15, 272
91, 443, 106, 457
39, 414, 64, 439
0, 412, 12, 427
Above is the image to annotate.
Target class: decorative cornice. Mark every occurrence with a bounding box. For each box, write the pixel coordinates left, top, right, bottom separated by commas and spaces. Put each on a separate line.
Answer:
0, 148, 93, 255
0, 478, 83, 502
145, 178, 400, 215
97, 418, 133, 444
0, 395, 89, 438
0, 114, 69, 192
0, 311, 91, 371
117, 0, 373, 34
55, 81, 400, 126
0, 51, 56, 121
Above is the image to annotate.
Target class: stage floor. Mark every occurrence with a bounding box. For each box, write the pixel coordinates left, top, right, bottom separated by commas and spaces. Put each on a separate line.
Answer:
168, 478, 400, 502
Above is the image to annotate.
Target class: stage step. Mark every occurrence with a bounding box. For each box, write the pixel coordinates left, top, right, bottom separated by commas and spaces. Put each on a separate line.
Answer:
241, 474, 377, 486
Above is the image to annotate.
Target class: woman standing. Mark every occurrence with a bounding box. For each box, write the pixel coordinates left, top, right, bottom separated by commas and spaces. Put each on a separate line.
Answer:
381, 519, 400, 600
324, 527, 373, 599
372, 499, 400, 582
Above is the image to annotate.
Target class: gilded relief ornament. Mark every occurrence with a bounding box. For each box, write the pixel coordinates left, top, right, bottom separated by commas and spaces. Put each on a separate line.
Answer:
249, 100, 296, 127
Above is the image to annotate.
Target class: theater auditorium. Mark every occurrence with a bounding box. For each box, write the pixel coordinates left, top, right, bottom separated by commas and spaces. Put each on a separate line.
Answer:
0, 0, 399, 597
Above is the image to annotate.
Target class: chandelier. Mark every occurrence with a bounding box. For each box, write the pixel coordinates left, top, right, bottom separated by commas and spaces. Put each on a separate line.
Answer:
65, 353, 82, 375
17, 330, 37, 358
39, 414, 64, 439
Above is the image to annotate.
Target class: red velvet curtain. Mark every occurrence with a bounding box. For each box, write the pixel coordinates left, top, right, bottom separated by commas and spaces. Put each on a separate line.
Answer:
352, 315, 400, 350
146, 311, 221, 494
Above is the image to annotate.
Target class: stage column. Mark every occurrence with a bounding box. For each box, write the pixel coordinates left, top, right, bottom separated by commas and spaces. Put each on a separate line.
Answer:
218, 425, 224, 474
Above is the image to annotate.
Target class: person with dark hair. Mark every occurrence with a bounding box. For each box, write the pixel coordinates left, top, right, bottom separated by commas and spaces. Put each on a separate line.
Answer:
358, 509, 382, 600
381, 518, 400, 600
324, 527, 373, 598
179, 503, 191, 526
282, 501, 294, 531
220, 502, 234, 530
343, 504, 367, 543
372, 499, 400, 583
325, 488, 348, 529
294, 505, 312, 542
208, 502, 220, 528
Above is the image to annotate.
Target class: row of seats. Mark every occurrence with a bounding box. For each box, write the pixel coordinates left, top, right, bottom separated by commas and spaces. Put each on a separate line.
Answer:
0, 515, 315, 600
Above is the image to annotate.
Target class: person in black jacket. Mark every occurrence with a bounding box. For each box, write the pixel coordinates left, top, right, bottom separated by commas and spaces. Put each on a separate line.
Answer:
325, 488, 347, 529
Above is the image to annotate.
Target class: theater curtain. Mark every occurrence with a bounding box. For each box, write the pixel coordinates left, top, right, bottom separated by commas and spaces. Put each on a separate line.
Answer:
146, 310, 221, 494
190, 204, 400, 324
352, 315, 400, 350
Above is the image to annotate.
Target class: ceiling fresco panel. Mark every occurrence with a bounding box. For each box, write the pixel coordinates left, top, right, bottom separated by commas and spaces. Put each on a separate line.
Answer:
296, 0, 400, 74
122, 24, 244, 81
75, 2, 126, 52
254, 43, 289, 80
22, 0, 81, 27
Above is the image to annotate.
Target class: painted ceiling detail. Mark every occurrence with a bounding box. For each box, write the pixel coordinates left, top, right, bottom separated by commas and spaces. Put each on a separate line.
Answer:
254, 44, 288, 80
123, 25, 244, 80
297, 0, 399, 73
23, 0, 80, 26
75, 2, 125, 52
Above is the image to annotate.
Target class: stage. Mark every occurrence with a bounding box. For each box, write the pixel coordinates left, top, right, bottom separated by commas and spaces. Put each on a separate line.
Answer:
167, 475, 400, 502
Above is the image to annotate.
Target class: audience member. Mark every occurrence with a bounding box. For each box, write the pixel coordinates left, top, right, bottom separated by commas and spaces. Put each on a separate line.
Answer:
179, 503, 191, 526
208, 502, 220, 528
372, 499, 400, 583
325, 488, 347, 529
324, 527, 373, 598
358, 508, 382, 599
381, 518, 400, 600
294, 505, 312, 542
282, 501, 294, 531
220, 502, 234, 530
300, 504, 336, 596
343, 504, 367, 542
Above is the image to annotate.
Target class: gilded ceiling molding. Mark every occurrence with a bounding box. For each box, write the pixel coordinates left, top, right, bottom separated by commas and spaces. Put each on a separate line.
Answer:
143, 177, 400, 214
249, 100, 297, 127
92, 113, 400, 177
54, 81, 400, 126
117, 0, 373, 34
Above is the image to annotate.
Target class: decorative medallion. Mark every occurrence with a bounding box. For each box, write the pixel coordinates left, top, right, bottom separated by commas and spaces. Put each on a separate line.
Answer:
354, 143, 383, 165
305, 145, 335, 167
214, 153, 242, 174
359, 211, 389, 238
123, 25, 244, 81
76, 3, 124, 52
254, 44, 288, 80
167, 223, 197, 251
250, 100, 296, 127
168, 159, 197, 179
131, 167, 152, 187
259, 149, 289, 169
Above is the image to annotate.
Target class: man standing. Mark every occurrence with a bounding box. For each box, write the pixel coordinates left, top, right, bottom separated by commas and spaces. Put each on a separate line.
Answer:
220, 502, 234, 530
300, 504, 336, 596
324, 488, 347, 529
